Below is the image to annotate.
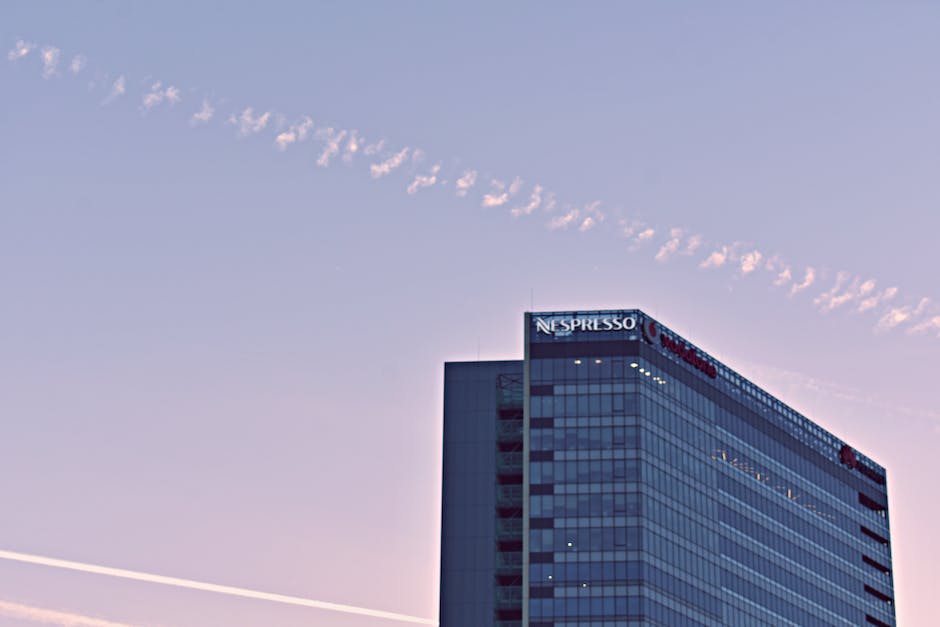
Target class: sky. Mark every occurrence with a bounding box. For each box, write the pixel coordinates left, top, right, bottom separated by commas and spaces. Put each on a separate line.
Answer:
1, 2, 938, 625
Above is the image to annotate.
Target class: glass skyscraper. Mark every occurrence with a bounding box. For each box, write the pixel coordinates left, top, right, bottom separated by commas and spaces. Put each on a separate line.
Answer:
440, 309, 895, 626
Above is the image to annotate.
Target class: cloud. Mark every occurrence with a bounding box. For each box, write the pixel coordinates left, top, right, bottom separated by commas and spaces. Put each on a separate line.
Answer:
0, 549, 436, 625
579, 216, 597, 232
790, 267, 816, 295
773, 267, 792, 287
102, 75, 125, 104
813, 272, 850, 311
909, 315, 940, 337
275, 116, 314, 151
455, 170, 478, 197
69, 54, 86, 74
548, 207, 579, 230
370, 147, 410, 178
542, 191, 557, 212
739, 250, 763, 274
190, 99, 215, 125
406, 164, 441, 194
858, 286, 898, 313
814, 274, 878, 312
511, 184, 543, 217
683, 234, 703, 255
508, 176, 523, 196
7, 40, 33, 61
228, 107, 271, 136
363, 139, 385, 156
482, 192, 509, 207
40, 46, 60, 78
142, 82, 181, 110
0, 599, 137, 627
877, 297, 930, 331
316, 128, 348, 167
699, 246, 729, 269
482, 179, 508, 207
342, 131, 361, 163
635, 228, 655, 241
655, 229, 683, 262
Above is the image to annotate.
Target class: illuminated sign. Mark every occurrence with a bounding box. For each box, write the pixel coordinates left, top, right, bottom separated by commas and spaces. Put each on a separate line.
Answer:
642, 317, 717, 379
534, 316, 637, 336
839, 444, 886, 485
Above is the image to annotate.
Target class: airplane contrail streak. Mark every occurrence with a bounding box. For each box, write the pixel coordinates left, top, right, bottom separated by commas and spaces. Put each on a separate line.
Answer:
0, 549, 437, 625
0, 599, 138, 627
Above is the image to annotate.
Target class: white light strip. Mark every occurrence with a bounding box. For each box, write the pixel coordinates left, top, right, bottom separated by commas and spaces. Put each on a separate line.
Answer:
0, 549, 437, 625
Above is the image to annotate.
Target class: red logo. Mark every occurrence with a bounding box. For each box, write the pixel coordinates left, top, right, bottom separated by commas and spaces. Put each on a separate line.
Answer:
839, 445, 859, 469
642, 319, 659, 344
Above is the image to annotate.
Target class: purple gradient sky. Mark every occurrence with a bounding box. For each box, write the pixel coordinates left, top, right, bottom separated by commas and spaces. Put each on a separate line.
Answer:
1, 2, 937, 625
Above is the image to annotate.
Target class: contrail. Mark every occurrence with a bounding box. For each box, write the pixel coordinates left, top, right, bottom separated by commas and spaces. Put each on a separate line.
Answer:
0, 599, 138, 627
0, 549, 437, 625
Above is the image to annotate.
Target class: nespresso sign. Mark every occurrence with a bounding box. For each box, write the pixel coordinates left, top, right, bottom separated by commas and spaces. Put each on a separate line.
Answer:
534, 315, 637, 335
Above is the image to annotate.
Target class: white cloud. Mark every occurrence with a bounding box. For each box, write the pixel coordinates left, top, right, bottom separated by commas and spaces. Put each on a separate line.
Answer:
813, 272, 850, 311
683, 234, 703, 255
316, 128, 348, 167
876, 297, 929, 331
773, 267, 792, 287
228, 107, 272, 136
482, 192, 509, 207
909, 315, 940, 337
739, 250, 763, 274
343, 131, 361, 163
511, 184, 543, 217
582, 200, 603, 219
40, 46, 60, 78
508, 176, 523, 196
878, 307, 913, 330
142, 82, 181, 110
69, 54, 86, 74
858, 286, 898, 313
0, 599, 136, 627
790, 267, 816, 295
190, 99, 215, 125
814, 274, 878, 312
635, 228, 655, 241
482, 179, 508, 207
411, 148, 426, 163
7, 40, 33, 62
543, 191, 557, 213
363, 139, 385, 156
370, 147, 410, 178
548, 207, 580, 230
275, 116, 314, 151
407, 164, 441, 194
655, 230, 682, 262
699, 246, 729, 269
455, 170, 478, 197
102, 75, 126, 104
579, 216, 597, 232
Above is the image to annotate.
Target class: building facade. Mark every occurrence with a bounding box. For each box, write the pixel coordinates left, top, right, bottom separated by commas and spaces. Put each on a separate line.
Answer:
440, 310, 895, 626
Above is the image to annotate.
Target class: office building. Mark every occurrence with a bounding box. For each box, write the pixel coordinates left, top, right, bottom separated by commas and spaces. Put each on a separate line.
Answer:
440, 309, 895, 626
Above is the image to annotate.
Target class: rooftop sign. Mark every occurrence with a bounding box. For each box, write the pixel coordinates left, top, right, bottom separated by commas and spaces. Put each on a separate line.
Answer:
642, 318, 718, 379
534, 315, 637, 336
